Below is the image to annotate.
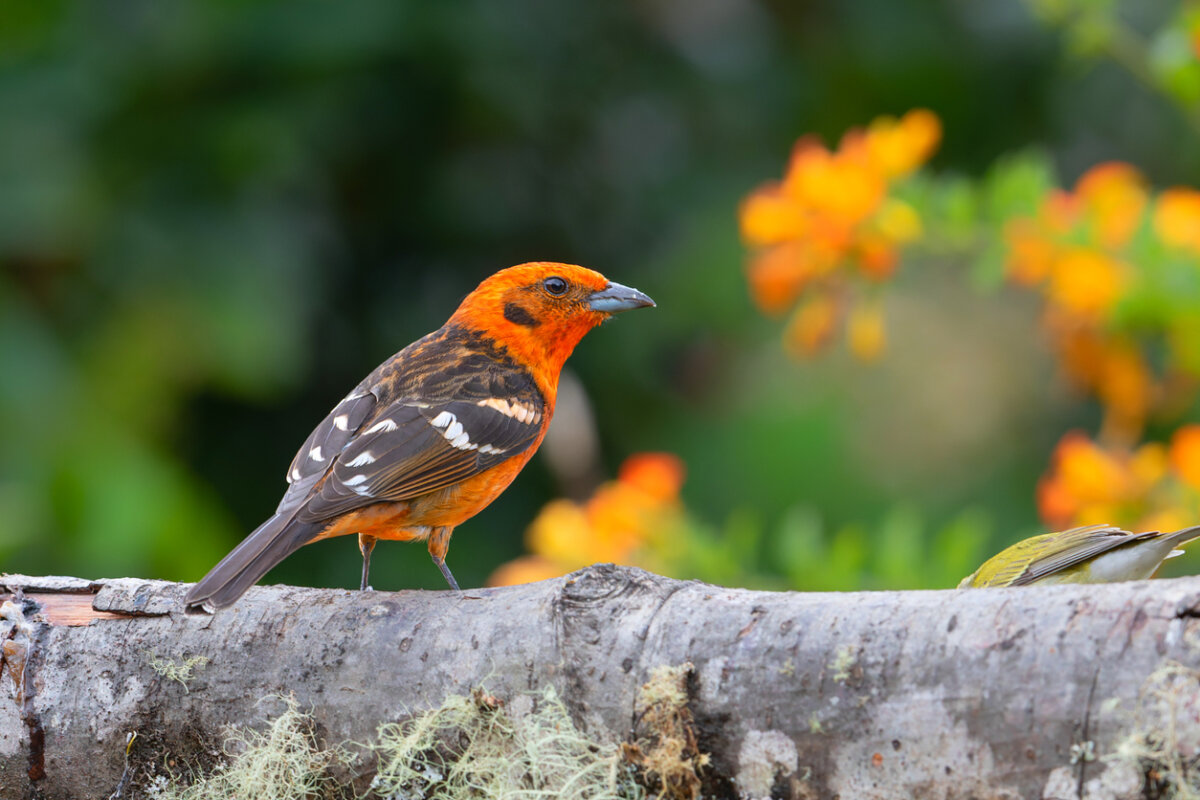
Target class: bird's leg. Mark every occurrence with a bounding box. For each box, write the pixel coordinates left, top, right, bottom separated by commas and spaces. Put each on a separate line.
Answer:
427, 527, 461, 592
358, 533, 377, 591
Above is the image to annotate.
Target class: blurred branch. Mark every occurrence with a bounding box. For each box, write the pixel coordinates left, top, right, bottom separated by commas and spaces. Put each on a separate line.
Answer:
1104, 18, 1200, 136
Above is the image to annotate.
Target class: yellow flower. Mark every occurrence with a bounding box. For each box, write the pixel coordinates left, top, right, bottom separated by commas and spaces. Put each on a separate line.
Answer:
847, 299, 886, 362
874, 199, 922, 244
1154, 188, 1200, 254
525, 499, 591, 569
1131, 442, 1168, 494
864, 108, 942, 178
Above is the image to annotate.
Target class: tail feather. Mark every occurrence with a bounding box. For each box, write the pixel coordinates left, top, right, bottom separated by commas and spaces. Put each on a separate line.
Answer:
185, 513, 323, 611
1163, 525, 1200, 549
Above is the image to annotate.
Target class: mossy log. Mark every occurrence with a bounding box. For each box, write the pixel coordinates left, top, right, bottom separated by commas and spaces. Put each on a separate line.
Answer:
3, 565, 1200, 799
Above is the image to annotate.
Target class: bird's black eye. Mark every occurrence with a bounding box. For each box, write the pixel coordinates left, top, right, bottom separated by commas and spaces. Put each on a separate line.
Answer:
543, 276, 568, 296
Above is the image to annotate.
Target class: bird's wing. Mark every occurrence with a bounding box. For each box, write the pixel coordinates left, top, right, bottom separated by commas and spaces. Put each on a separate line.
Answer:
279, 388, 378, 510
284, 367, 546, 525
1010, 524, 1155, 586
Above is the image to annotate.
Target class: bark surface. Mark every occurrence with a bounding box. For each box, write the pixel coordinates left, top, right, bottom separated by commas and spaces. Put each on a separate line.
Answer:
2, 565, 1200, 799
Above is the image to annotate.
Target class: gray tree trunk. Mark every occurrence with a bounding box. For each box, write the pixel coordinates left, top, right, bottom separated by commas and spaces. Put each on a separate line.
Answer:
2, 565, 1200, 799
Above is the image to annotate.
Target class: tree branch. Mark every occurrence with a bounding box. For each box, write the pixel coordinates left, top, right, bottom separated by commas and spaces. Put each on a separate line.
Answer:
2, 565, 1199, 798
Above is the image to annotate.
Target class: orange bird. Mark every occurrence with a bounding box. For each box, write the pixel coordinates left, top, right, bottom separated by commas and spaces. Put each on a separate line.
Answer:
185, 263, 655, 610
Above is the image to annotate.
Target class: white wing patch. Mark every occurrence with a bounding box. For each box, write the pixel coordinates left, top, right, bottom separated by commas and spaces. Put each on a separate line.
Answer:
427, 409, 508, 454
344, 474, 368, 486
346, 451, 376, 467
333, 414, 350, 431
309, 446, 325, 462
365, 418, 398, 435
477, 397, 541, 425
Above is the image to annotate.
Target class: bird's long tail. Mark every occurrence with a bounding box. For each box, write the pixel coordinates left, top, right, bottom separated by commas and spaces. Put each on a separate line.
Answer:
184, 512, 323, 611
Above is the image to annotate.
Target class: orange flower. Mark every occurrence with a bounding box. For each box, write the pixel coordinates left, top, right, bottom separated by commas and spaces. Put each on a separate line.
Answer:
1074, 162, 1147, 250
1036, 430, 1197, 534
1003, 219, 1057, 286
745, 241, 838, 315
618, 452, 686, 503
1050, 319, 1154, 444
1171, 425, 1200, 490
1045, 247, 1126, 319
1095, 344, 1154, 443
1039, 190, 1080, 236
739, 187, 808, 247
1054, 432, 1130, 504
740, 110, 940, 359
488, 453, 689, 586
1038, 432, 1134, 528
783, 140, 887, 226
784, 292, 840, 357
487, 556, 562, 587
1036, 475, 1078, 530
854, 232, 899, 281
1154, 188, 1200, 253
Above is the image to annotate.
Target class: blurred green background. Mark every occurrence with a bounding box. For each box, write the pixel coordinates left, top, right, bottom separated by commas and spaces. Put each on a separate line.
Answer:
2, 0, 1196, 592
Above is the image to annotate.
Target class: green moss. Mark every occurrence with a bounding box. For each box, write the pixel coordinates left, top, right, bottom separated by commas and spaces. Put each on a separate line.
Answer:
146, 653, 210, 693
371, 686, 642, 800
151, 696, 349, 800
135, 672, 707, 799
830, 645, 858, 683
1108, 661, 1200, 799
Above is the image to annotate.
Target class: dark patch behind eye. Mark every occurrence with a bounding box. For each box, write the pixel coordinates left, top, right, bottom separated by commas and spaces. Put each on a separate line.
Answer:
504, 302, 540, 327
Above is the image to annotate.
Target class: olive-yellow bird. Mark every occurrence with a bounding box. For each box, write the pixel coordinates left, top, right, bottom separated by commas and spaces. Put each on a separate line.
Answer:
959, 523, 1200, 588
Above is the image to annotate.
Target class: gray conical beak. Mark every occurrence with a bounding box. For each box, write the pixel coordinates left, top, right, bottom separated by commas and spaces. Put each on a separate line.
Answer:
588, 281, 656, 313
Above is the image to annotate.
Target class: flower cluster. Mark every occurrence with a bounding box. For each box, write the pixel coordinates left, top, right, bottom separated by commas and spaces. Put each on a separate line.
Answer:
487, 453, 688, 586
739, 109, 941, 360
1037, 428, 1200, 533
1005, 162, 1200, 443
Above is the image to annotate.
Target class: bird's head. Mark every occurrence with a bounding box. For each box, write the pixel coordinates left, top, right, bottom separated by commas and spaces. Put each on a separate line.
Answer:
449, 262, 655, 380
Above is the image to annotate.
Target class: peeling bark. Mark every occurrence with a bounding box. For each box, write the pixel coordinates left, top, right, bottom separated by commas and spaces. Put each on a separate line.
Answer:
2, 565, 1200, 799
